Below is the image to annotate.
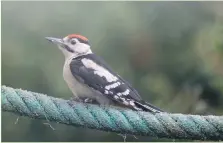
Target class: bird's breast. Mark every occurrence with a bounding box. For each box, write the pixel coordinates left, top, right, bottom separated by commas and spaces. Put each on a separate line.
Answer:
63, 60, 94, 98
63, 58, 115, 105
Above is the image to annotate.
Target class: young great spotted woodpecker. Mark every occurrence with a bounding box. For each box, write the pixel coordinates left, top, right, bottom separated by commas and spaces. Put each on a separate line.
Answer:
45, 34, 163, 113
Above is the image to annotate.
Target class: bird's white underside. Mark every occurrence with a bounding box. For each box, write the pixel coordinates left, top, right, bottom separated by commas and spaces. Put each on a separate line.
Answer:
63, 56, 114, 105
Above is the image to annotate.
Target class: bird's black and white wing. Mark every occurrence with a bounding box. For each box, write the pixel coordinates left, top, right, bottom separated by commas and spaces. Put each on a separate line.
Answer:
70, 54, 163, 113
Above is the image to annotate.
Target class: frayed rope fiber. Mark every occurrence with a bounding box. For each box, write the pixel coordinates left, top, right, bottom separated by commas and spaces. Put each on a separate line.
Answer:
1, 85, 223, 141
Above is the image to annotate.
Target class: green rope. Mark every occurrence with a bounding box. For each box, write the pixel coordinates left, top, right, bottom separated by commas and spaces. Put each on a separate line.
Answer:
1, 85, 223, 141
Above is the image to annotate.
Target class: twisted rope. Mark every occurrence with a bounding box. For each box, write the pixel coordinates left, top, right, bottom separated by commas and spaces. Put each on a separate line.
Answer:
1, 85, 223, 141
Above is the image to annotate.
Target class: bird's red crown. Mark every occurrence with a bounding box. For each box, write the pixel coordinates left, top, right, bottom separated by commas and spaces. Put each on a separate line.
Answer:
67, 34, 88, 41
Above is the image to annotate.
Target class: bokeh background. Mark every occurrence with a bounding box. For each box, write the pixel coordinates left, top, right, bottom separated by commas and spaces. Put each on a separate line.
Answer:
2, 1, 223, 142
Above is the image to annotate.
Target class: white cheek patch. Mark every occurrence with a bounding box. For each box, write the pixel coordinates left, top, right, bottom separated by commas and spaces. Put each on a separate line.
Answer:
82, 58, 118, 82
105, 82, 120, 90
74, 43, 91, 54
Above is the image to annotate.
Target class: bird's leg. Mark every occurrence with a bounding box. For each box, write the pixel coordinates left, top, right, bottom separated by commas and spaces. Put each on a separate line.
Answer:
82, 97, 99, 104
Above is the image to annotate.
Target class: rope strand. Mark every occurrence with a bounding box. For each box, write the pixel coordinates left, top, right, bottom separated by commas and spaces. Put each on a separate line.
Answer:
1, 85, 223, 141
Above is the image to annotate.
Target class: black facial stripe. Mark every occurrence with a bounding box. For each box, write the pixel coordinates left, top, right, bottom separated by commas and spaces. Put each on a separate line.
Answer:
77, 38, 90, 45
64, 45, 74, 53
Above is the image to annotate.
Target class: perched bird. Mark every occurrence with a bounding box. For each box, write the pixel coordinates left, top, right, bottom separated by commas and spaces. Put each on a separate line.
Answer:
45, 34, 163, 113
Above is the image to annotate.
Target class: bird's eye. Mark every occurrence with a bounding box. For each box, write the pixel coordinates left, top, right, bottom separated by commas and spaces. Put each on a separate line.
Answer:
70, 40, 76, 45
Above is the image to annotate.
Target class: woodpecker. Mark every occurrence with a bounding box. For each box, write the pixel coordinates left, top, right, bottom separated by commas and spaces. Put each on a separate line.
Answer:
45, 34, 163, 113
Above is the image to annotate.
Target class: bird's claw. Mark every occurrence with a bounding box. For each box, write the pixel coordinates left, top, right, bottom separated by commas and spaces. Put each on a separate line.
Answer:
83, 98, 94, 103
69, 97, 98, 104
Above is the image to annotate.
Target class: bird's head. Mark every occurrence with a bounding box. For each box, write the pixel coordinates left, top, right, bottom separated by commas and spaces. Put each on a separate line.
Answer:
46, 34, 92, 58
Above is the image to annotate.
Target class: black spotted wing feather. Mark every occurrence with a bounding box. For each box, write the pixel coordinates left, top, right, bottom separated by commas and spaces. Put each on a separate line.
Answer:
70, 54, 163, 113
69, 59, 106, 92
70, 54, 141, 100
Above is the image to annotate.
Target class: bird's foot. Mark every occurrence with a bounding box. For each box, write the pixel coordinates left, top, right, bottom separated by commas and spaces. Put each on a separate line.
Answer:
70, 97, 84, 102
69, 97, 99, 104
83, 98, 94, 103
67, 97, 82, 107
82, 97, 99, 104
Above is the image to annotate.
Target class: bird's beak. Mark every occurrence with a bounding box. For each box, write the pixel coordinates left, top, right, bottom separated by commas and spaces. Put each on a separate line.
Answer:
45, 37, 65, 46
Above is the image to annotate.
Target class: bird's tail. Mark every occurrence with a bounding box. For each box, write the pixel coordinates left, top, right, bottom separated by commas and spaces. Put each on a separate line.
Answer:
134, 101, 164, 113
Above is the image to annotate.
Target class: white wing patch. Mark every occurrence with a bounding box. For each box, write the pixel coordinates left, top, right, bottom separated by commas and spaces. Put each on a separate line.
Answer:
120, 97, 129, 105
122, 89, 130, 95
105, 82, 121, 90
114, 95, 119, 99
81, 58, 118, 82
116, 89, 130, 96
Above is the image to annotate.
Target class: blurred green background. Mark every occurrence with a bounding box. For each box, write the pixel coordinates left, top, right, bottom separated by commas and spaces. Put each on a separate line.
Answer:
2, 1, 223, 142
